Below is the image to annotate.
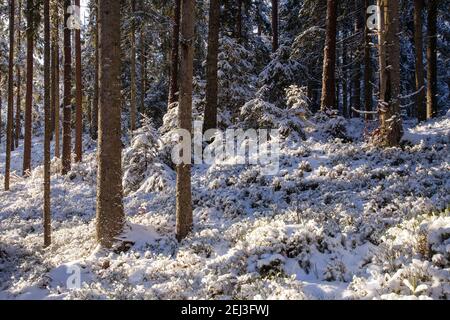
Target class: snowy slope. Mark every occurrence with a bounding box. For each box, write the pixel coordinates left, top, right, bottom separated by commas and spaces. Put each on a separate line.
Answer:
0, 115, 449, 300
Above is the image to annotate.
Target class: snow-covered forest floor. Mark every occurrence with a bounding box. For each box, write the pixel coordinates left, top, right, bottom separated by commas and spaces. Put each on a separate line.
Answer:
0, 115, 449, 300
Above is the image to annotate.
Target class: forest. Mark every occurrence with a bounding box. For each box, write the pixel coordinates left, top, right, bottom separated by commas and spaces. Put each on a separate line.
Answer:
0, 0, 449, 300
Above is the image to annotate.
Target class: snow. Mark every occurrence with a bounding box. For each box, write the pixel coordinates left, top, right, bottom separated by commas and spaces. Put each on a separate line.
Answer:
0, 114, 449, 300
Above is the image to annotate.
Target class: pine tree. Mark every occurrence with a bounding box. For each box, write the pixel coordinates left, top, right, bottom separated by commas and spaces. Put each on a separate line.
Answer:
129, 0, 137, 131
96, 0, 125, 248
176, 0, 195, 242
414, 0, 426, 122
202, 0, 220, 133
5, 0, 16, 191
271, 0, 279, 52
91, 0, 99, 140
43, 0, 51, 247
320, 0, 337, 111
168, 0, 181, 108
51, 0, 60, 158
62, 0, 72, 175
74, 0, 83, 162
377, 0, 403, 146
22, 0, 34, 176
364, 0, 373, 119
14, 0, 22, 148
426, 0, 437, 119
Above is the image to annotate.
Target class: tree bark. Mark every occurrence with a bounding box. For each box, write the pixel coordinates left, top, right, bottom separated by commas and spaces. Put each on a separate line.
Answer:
75, 0, 83, 162
43, 0, 51, 247
62, 0, 72, 175
5, 0, 16, 191
320, 0, 337, 111
129, 0, 137, 131
351, 0, 363, 118
176, 0, 195, 242
23, 0, 34, 176
203, 0, 220, 133
91, 0, 99, 140
414, 0, 426, 121
96, 0, 125, 248
364, 0, 373, 120
14, 0, 22, 148
271, 0, 278, 52
426, 0, 437, 119
377, 0, 403, 146
168, 0, 181, 108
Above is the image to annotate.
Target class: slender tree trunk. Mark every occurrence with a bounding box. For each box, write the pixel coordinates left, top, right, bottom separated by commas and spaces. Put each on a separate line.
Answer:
5, 0, 16, 191
351, 0, 362, 117
91, 0, 99, 140
23, 0, 34, 176
168, 0, 181, 107
53, 2, 61, 158
43, 0, 51, 247
271, 0, 278, 52
364, 0, 373, 120
15, 0, 22, 148
342, 35, 348, 118
62, 0, 72, 175
139, 1, 145, 116
413, 0, 426, 121
96, 0, 125, 248
129, 0, 137, 131
426, 0, 437, 119
320, 0, 337, 111
75, 0, 83, 162
377, 0, 403, 146
176, 0, 195, 242
203, 0, 220, 133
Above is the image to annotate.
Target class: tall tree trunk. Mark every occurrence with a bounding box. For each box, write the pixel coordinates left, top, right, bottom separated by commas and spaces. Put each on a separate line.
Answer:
5, 0, 16, 191
377, 0, 403, 146
96, 0, 125, 248
43, 0, 51, 247
129, 0, 137, 131
74, 0, 83, 162
168, 0, 181, 107
203, 0, 220, 133
53, 1, 61, 157
320, 0, 337, 111
62, 0, 72, 175
414, 0, 426, 121
23, 0, 34, 176
15, 0, 22, 148
364, 0, 373, 120
351, 0, 362, 118
176, 0, 194, 242
271, 0, 278, 52
91, 0, 99, 140
342, 34, 348, 118
426, 0, 437, 119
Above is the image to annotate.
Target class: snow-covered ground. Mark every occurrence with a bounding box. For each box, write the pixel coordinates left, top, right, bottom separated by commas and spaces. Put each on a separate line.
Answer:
0, 115, 449, 300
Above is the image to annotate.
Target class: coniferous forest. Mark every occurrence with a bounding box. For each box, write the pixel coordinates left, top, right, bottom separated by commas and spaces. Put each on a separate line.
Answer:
0, 0, 449, 301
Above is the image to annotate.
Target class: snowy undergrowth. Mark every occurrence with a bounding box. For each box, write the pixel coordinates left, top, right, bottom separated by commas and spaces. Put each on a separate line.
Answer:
0, 115, 449, 300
